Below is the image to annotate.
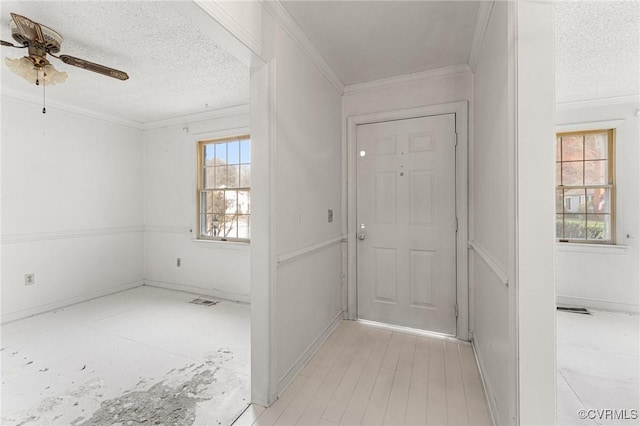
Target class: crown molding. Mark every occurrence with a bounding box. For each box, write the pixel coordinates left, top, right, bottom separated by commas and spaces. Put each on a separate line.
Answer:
468, 1, 494, 73
141, 104, 250, 130
1, 87, 250, 131
556, 94, 640, 111
343, 64, 472, 96
194, 0, 273, 62
260, 0, 345, 94
1, 88, 143, 129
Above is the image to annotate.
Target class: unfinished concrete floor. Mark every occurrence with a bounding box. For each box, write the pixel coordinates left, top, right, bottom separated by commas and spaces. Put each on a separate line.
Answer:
1, 285, 250, 426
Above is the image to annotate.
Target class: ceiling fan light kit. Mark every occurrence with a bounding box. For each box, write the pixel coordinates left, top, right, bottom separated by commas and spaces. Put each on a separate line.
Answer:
1, 12, 129, 112
5, 57, 67, 85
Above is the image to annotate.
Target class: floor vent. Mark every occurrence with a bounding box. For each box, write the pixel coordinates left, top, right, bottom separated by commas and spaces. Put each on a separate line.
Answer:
557, 306, 590, 315
189, 298, 219, 307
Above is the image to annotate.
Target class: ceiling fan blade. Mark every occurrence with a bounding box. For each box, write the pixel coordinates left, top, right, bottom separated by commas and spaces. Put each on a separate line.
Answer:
58, 55, 129, 81
1, 39, 22, 48
10, 13, 44, 45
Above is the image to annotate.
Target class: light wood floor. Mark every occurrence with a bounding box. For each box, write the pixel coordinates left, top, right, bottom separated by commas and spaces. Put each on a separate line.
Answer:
234, 320, 491, 426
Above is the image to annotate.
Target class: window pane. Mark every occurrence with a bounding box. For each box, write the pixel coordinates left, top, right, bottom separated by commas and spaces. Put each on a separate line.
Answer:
223, 216, 238, 239
587, 214, 610, 241
564, 188, 585, 213
238, 215, 250, 239
561, 162, 583, 186
203, 167, 215, 189
556, 214, 564, 238
215, 166, 228, 188
214, 214, 224, 236
225, 190, 238, 214
586, 188, 610, 214
199, 138, 251, 241
584, 160, 607, 185
228, 165, 240, 188
241, 139, 251, 163
204, 144, 215, 164
228, 141, 240, 165
215, 143, 227, 165
584, 133, 607, 160
216, 214, 231, 237
564, 214, 586, 239
238, 190, 250, 214
561, 135, 583, 161
203, 214, 219, 237
240, 165, 251, 188
212, 190, 226, 214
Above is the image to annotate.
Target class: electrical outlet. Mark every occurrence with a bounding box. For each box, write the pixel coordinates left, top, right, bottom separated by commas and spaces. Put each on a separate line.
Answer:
177, 258, 181, 267
25, 273, 35, 286
328, 209, 334, 223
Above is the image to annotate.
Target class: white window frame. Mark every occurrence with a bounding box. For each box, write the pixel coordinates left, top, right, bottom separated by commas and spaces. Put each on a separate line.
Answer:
197, 134, 251, 242
555, 120, 624, 245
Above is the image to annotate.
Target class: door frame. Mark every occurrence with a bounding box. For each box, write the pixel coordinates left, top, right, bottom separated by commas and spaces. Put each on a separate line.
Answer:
346, 101, 469, 340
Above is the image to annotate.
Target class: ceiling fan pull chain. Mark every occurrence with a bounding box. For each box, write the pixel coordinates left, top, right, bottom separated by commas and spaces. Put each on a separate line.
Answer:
42, 69, 46, 114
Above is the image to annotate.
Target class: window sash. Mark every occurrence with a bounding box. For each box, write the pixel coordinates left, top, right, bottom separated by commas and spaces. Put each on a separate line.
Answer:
197, 136, 251, 242
555, 129, 615, 244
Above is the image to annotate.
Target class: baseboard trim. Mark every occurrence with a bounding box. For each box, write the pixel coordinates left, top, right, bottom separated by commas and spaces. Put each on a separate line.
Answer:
556, 295, 639, 314
471, 333, 498, 426
1, 280, 144, 324
144, 280, 250, 304
276, 311, 343, 396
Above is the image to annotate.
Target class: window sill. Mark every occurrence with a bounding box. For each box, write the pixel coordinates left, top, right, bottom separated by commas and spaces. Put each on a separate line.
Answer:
192, 238, 250, 251
556, 242, 629, 254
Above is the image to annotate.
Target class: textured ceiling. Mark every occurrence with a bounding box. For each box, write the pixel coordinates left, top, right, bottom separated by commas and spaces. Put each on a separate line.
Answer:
0, 1, 250, 124
281, 1, 479, 85
556, 1, 640, 103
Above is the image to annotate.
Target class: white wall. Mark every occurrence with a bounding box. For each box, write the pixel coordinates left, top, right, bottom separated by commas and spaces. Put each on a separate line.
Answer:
142, 112, 251, 302
198, 1, 344, 404
1, 96, 144, 322
472, 2, 557, 424
271, 23, 343, 389
470, 3, 515, 424
342, 68, 473, 117
556, 101, 640, 313
516, 1, 556, 424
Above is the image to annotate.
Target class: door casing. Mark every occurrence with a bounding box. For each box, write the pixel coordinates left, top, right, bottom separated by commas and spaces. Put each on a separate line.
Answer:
346, 101, 469, 340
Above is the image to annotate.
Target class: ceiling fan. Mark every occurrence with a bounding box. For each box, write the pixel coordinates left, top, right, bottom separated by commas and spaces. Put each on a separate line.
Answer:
1, 12, 129, 86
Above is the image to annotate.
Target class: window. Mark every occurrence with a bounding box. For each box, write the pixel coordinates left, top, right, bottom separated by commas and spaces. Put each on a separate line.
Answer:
198, 136, 251, 241
556, 129, 614, 243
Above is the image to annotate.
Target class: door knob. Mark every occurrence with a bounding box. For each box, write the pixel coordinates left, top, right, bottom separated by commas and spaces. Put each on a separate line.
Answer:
358, 232, 366, 240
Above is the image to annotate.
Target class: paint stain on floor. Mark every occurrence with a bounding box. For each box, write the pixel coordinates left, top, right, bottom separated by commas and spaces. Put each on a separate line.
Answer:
78, 367, 217, 426
2, 360, 248, 426
1, 288, 250, 426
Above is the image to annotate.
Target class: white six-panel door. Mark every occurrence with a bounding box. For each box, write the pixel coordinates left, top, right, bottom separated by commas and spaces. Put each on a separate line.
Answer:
356, 114, 457, 335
